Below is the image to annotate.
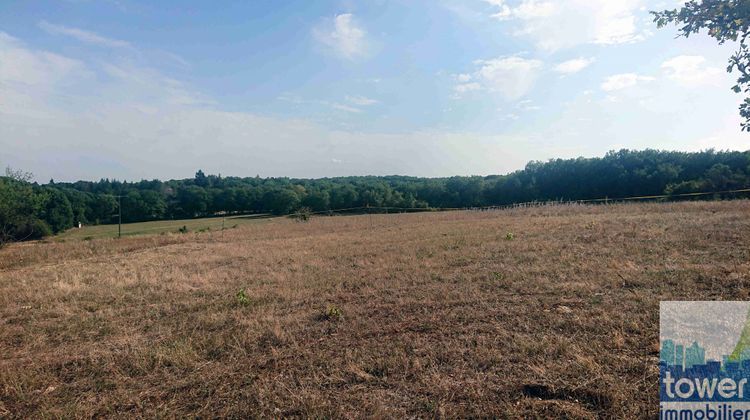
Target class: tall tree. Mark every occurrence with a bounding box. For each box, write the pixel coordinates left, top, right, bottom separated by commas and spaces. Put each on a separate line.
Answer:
653, 0, 750, 131
42, 188, 74, 233
0, 171, 50, 245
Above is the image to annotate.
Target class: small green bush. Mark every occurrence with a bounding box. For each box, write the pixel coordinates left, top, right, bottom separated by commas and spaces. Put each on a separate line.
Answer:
291, 207, 312, 222
321, 304, 343, 321
505, 232, 515, 241
236, 289, 250, 306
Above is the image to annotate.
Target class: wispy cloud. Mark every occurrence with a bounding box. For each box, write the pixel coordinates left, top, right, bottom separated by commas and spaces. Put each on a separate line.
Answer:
0, 32, 86, 87
329, 102, 362, 113
601, 73, 655, 92
277, 94, 369, 113
554, 57, 595, 74
453, 82, 481, 95
38, 20, 131, 49
312, 14, 369, 60
345, 95, 378, 106
100, 62, 212, 106
454, 56, 543, 100
517, 99, 541, 111
0, 31, 90, 119
482, 0, 647, 51
661, 55, 722, 86
1, 30, 537, 181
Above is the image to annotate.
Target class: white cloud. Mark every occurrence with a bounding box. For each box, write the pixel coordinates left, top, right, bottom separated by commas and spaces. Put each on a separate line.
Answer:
661, 55, 722, 86
484, 0, 646, 51
100, 62, 211, 106
278, 94, 375, 113
345, 95, 378, 106
482, 0, 513, 19
473, 56, 543, 100
453, 82, 481, 94
0, 32, 85, 87
0, 33, 543, 182
554, 57, 595, 74
601, 73, 654, 91
452, 73, 479, 96
38, 20, 131, 49
0, 32, 90, 119
313, 14, 368, 60
329, 102, 362, 113
517, 99, 541, 111
452, 56, 543, 100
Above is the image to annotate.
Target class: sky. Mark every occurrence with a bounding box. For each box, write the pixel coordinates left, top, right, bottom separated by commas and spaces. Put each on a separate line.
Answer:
0, 0, 748, 182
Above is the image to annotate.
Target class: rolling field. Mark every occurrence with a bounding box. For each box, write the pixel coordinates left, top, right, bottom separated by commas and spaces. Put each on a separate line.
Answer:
2, 201, 749, 417
56, 214, 269, 240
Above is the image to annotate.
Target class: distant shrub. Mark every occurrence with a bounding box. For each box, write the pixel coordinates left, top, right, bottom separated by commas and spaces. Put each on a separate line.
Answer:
178, 225, 188, 234
1, 218, 53, 248
505, 232, 515, 241
17, 219, 53, 240
83, 236, 94, 241
291, 207, 312, 222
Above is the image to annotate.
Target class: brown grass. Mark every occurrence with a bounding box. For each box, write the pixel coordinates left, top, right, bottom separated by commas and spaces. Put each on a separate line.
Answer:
2, 201, 749, 418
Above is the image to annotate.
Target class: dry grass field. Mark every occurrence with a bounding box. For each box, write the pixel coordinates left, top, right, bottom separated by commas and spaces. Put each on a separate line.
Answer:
2, 201, 749, 418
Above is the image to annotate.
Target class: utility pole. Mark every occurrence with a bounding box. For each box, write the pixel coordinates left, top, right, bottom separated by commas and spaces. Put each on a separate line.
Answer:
118, 194, 122, 239
367, 203, 372, 229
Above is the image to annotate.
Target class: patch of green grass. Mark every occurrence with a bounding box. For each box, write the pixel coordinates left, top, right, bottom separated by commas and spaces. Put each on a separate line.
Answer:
320, 304, 343, 321
57, 215, 269, 240
236, 289, 251, 306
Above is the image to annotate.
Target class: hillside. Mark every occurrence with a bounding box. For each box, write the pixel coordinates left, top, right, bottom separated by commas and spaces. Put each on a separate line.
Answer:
2, 200, 749, 417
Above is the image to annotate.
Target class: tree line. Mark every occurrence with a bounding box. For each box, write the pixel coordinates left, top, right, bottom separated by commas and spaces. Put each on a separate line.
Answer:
2, 149, 749, 244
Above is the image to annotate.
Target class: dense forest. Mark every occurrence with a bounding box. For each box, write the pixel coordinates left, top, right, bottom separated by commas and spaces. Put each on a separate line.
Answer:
2, 149, 749, 243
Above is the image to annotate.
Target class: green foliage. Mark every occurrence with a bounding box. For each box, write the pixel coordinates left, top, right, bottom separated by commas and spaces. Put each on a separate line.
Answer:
122, 190, 166, 222
42, 188, 74, 233
0, 170, 51, 245
652, 1, 750, 130
178, 225, 188, 234
236, 289, 250, 306
321, 304, 343, 321
265, 188, 301, 215
176, 185, 209, 218
291, 207, 312, 222
4, 150, 750, 244
505, 232, 515, 241
302, 189, 330, 211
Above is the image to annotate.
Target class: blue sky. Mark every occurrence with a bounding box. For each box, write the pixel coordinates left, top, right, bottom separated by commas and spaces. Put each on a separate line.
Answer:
0, 0, 747, 182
